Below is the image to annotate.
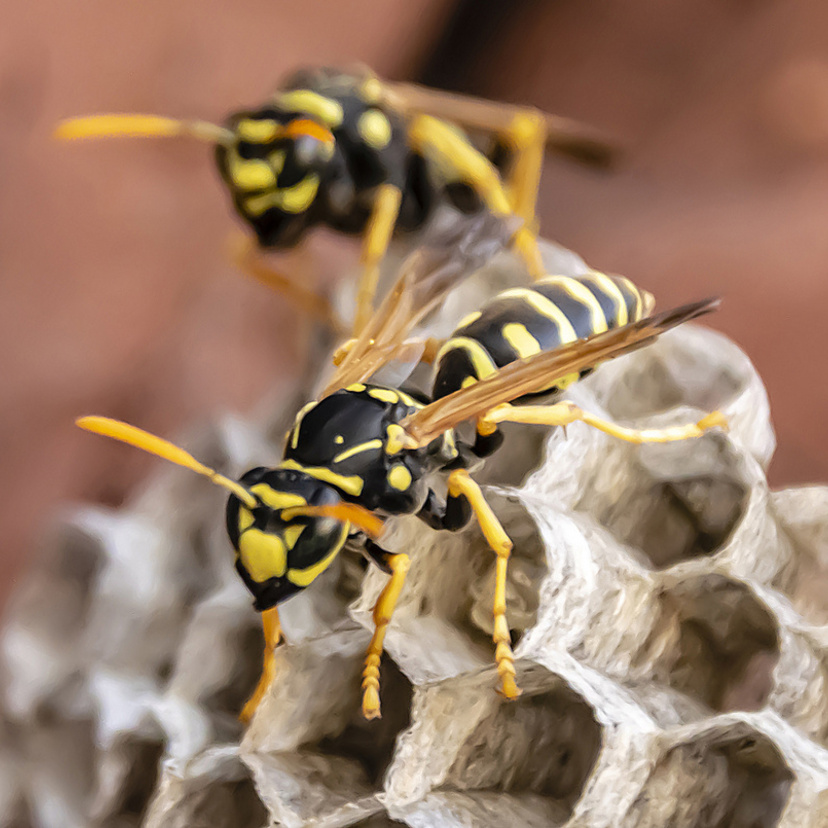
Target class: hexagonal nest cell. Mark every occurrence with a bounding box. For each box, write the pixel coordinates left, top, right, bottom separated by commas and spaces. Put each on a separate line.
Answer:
658, 575, 780, 712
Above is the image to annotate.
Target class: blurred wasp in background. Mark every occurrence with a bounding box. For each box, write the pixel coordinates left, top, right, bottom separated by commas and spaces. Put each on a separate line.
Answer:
57, 66, 617, 336
76, 216, 725, 722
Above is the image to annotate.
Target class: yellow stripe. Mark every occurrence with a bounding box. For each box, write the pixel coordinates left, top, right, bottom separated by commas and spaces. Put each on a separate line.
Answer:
333, 439, 383, 464
238, 507, 255, 533
395, 389, 423, 409
239, 529, 287, 582
290, 400, 318, 450
225, 149, 277, 191
236, 118, 281, 143
250, 485, 306, 511
538, 276, 607, 333
368, 388, 399, 404
457, 310, 482, 329
244, 174, 320, 216
284, 524, 305, 549
436, 337, 498, 381
497, 288, 577, 343
277, 90, 344, 128
385, 424, 406, 455
287, 524, 349, 586
586, 271, 628, 326
501, 323, 541, 358
280, 459, 364, 496
616, 275, 648, 319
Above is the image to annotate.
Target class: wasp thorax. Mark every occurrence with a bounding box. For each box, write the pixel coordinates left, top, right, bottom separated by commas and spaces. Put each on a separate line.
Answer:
226, 467, 351, 611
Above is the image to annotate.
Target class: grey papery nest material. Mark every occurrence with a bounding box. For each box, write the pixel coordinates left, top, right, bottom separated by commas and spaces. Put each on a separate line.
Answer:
3, 239, 828, 828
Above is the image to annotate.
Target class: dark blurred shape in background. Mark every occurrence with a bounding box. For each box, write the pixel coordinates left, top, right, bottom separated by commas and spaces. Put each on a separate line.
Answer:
3, 0, 828, 605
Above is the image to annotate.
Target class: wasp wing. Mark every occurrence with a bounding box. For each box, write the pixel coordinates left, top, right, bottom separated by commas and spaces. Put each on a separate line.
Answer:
400, 297, 721, 446
382, 81, 618, 169
320, 212, 514, 398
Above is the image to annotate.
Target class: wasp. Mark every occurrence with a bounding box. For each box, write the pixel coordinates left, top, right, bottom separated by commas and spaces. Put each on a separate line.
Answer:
56, 66, 617, 334
77, 219, 725, 721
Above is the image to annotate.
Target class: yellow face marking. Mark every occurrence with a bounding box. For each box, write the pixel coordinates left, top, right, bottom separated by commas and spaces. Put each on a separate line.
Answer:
277, 90, 344, 128
334, 435, 344, 444
333, 439, 383, 464
280, 459, 364, 497
357, 109, 392, 149
436, 337, 498, 382
585, 270, 629, 326
238, 507, 255, 533
239, 529, 287, 582
250, 485, 307, 511
283, 523, 305, 549
267, 149, 287, 175
243, 174, 320, 216
290, 400, 319, 450
497, 289, 577, 344
385, 424, 407, 455
457, 310, 482, 330
236, 118, 281, 143
387, 464, 412, 491
461, 375, 477, 389
226, 149, 277, 191
287, 524, 349, 587
360, 76, 383, 103
501, 323, 541, 358
347, 382, 367, 392
536, 276, 608, 333
368, 388, 399, 404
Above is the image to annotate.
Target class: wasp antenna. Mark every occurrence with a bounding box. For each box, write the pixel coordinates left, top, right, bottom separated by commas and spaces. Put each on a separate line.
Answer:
54, 114, 235, 146
281, 503, 385, 540
76, 416, 257, 509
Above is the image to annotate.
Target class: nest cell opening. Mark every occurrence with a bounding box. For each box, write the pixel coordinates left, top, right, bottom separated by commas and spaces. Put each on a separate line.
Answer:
174, 777, 269, 828
443, 667, 602, 823
315, 656, 413, 790
631, 728, 793, 828
617, 474, 749, 569
661, 575, 779, 712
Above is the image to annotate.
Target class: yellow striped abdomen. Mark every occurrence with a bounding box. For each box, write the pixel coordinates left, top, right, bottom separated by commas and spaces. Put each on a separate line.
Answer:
432, 271, 653, 399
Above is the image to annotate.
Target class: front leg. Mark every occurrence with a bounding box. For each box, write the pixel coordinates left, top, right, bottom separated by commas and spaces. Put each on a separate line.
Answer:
361, 545, 411, 720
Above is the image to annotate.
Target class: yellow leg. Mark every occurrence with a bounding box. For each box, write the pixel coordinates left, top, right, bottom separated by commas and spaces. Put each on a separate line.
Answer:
362, 552, 411, 720
239, 606, 282, 724
229, 234, 346, 335
408, 114, 545, 281
481, 402, 728, 444
499, 111, 546, 235
354, 184, 403, 336
447, 469, 520, 701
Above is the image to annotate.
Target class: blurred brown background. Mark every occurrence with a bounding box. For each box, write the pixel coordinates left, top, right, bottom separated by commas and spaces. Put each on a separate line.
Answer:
3, 0, 828, 606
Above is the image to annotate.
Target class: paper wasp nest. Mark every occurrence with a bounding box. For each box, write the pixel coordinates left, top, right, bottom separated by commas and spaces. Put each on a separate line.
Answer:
4, 237, 828, 828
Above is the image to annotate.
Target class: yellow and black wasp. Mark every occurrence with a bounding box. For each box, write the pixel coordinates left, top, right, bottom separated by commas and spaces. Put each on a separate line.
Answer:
77, 219, 725, 721
56, 65, 617, 333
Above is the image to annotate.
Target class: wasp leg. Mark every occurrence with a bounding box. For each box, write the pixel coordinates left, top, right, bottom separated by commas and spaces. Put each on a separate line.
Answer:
407, 114, 545, 281
362, 550, 411, 720
447, 468, 520, 701
354, 184, 403, 336
239, 605, 282, 724
332, 335, 444, 367
230, 234, 346, 335
417, 486, 472, 531
381, 81, 617, 169
481, 401, 728, 444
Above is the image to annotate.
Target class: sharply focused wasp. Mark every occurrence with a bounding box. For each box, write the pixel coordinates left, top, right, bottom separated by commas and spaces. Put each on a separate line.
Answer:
56, 66, 617, 334
77, 217, 725, 721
